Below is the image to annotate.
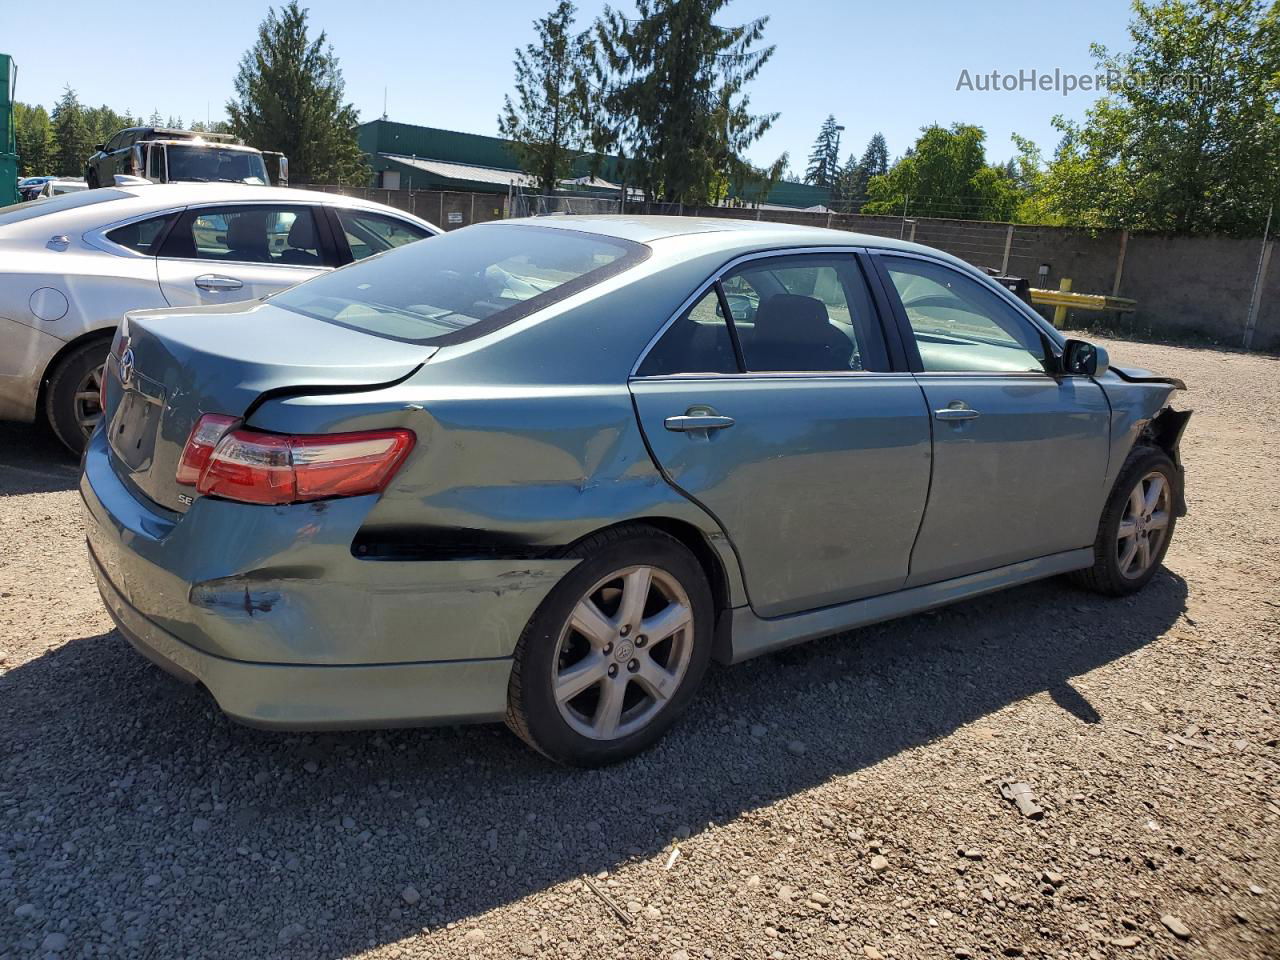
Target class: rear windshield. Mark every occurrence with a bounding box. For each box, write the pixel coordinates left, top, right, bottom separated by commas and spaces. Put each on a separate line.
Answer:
0, 189, 129, 227
273, 223, 649, 345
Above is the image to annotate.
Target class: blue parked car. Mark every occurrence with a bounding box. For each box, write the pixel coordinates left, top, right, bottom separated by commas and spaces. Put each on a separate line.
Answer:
81, 217, 1190, 765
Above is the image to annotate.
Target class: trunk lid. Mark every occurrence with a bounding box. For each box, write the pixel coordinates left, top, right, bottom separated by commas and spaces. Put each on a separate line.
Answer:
106, 300, 435, 513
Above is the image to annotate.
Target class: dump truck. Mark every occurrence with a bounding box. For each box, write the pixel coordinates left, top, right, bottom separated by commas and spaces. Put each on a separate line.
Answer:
85, 127, 288, 189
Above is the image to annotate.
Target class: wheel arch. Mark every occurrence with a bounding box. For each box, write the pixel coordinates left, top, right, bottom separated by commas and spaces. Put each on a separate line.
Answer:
562, 516, 740, 663
36, 326, 116, 423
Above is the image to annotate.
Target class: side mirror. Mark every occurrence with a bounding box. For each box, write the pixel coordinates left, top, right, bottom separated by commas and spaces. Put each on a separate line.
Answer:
276, 156, 289, 187
1062, 339, 1109, 377
94, 143, 105, 153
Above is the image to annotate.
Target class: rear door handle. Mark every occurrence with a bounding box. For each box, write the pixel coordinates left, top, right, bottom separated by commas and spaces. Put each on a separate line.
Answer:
934, 405, 981, 422
664, 414, 736, 432
195, 274, 244, 292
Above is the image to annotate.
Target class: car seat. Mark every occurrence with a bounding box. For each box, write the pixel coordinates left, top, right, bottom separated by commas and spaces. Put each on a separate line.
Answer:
748, 294, 852, 371
278, 215, 321, 266
224, 213, 272, 263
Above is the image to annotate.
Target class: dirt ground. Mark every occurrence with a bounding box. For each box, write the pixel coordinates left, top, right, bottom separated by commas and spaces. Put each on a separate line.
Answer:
0, 335, 1277, 960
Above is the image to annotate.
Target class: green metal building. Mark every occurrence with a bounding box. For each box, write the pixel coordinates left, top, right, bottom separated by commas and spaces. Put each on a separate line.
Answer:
356, 119, 831, 209
1, 54, 19, 207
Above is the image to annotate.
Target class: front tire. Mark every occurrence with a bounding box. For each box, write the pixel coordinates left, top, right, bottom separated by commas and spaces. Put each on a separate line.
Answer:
1072, 446, 1179, 596
45, 339, 109, 456
86, 168, 100, 189
506, 526, 714, 766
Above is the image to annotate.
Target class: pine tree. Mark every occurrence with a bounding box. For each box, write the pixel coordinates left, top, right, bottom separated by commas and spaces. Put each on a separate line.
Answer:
85, 105, 137, 147
592, 0, 784, 204
226, 1, 368, 184
835, 132, 889, 213
13, 103, 55, 177
498, 1, 592, 196
51, 87, 93, 177
804, 115, 841, 188
831, 153, 859, 213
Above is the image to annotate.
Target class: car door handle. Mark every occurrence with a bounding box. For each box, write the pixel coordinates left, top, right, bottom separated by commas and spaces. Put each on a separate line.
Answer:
664, 414, 736, 432
195, 274, 244, 292
934, 405, 981, 421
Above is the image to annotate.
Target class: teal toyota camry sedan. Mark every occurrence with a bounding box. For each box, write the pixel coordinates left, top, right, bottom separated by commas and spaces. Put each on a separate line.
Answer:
81, 216, 1190, 765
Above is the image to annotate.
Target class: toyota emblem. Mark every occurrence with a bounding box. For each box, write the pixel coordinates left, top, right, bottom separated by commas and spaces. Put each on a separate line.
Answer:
119, 348, 135, 386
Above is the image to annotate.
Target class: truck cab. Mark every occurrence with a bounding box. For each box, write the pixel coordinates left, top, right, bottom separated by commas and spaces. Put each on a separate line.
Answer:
86, 127, 287, 188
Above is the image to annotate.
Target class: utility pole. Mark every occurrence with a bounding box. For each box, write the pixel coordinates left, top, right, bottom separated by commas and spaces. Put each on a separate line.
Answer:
1243, 202, 1273, 351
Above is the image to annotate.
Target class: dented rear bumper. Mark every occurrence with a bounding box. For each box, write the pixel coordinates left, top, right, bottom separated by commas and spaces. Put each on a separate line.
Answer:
80, 427, 577, 726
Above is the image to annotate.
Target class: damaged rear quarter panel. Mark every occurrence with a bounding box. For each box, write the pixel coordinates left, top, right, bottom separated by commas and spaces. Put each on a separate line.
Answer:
247, 379, 747, 621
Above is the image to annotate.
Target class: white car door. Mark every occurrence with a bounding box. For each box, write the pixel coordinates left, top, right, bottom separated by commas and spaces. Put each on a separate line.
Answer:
155, 202, 333, 307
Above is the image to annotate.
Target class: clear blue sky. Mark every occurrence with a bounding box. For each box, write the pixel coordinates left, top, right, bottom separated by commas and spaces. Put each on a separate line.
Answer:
8, 0, 1134, 171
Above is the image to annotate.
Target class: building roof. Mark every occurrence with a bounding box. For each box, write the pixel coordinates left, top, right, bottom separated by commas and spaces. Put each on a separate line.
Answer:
380, 153, 534, 188
358, 120, 835, 209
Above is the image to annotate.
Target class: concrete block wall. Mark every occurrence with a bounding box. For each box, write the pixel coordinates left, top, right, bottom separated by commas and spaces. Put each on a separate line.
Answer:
310, 186, 1280, 352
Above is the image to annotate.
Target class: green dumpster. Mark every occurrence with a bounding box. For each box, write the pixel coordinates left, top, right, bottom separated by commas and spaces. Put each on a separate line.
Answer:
1, 54, 19, 207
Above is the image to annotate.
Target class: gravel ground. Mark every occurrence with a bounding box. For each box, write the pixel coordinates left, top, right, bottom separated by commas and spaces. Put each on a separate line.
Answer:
1, 334, 1277, 960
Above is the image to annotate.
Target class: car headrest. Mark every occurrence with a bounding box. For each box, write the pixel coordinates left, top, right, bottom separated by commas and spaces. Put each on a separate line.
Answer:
755, 294, 831, 336
226, 213, 267, 250
286, 214, 315, 249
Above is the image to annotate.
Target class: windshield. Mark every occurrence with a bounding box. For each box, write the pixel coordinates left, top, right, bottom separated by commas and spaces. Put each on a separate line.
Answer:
166, 145, 268, 185
274, 224, 649, 345
0, 188, 130, 227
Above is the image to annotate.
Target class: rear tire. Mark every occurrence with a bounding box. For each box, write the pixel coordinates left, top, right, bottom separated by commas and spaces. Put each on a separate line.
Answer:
506, 525, 714, 766
1072, 446, 1179, 596
45, 339, 110, 456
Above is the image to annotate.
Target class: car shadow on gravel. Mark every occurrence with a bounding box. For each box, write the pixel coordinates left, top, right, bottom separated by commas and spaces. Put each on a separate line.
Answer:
0, 570, 1187, 957
0, 422, 79, 495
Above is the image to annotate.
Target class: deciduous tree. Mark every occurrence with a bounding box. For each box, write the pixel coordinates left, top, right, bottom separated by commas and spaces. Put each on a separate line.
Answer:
1040, 0, 1280, 234
863, 123, 1018, 221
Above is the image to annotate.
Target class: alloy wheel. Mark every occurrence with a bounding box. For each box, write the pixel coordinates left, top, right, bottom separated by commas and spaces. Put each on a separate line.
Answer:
74, 362, 106, 438
1117, 470, 1171, 579
552, 565, 695, 741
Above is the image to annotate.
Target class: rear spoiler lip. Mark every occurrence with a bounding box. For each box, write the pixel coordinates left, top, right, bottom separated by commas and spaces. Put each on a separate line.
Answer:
1111, 364, 1187, 391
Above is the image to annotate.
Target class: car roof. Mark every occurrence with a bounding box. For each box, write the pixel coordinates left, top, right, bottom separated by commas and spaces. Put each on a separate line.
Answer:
0, 183, 436, 235
497, 214, 964, 264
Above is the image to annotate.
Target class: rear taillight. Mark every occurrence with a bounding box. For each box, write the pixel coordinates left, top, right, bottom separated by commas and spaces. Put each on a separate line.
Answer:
176, 414, 239, 486
176, 415, 415, 506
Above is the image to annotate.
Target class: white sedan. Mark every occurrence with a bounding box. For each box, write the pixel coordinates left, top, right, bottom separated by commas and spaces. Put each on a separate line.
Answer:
0, 183, 438, 452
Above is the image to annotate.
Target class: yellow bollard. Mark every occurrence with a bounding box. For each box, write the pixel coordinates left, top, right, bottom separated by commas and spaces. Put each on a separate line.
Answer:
1052, 277, 1072, 329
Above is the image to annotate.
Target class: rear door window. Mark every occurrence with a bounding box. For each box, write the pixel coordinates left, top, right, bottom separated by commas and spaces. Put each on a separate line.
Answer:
335, 209, 431, 261
159, 205, 331, 266
722, 255, 887, 373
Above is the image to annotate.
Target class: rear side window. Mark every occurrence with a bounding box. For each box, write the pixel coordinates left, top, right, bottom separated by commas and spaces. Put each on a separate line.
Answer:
722, 256, 886, 373
106, 214, 175, 255
638, 289, 739, 376
159, 205, 326, 266
274, 223, 649, 345
336, 209, 430, 261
